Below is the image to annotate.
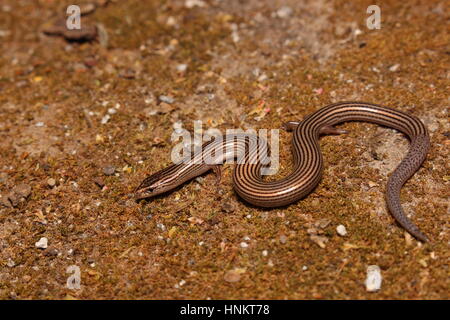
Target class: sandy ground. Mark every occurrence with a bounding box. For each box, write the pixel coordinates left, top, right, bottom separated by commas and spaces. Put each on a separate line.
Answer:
0, 0, 448, 299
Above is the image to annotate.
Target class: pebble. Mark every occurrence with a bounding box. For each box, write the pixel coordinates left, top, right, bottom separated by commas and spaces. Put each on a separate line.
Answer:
4, 184, 32, 207
336, 225, 348, 236
221, 201, 236, 213
185, 0, 207, 8
367, 180, 378, 188
158, 95, 175, 104
231, 30, 239, 43
47, 178, 56, 188
257, 73, 268, 82
240, 242, 248, 248
279, 234, 287, 244
176, 64, 187, 72
365, 265, 382, 292
103, 165, 115, 176
354, 28, 363, 37
404, 232, 414, 246
7, 258, 15, 268
262, 250, 268, 257
188, 216, 204, 225
35, 237, 48, 249
107, 108, 117, 114
276, 6, 293, 18
389, 64, 400, 72
13, 184, 32, 198
101, 114, 110, 124
166, 16, 177, 27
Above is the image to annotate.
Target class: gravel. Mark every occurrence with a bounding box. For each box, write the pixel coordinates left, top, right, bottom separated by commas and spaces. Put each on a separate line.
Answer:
47, 178, 56, 188
35, 237, 48, 249
336, 225, 348, 236
158, 95, 175, 104
103, 165, 116, 176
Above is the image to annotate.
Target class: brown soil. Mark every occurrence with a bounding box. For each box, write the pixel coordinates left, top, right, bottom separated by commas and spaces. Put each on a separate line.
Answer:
0, 0, 448, 299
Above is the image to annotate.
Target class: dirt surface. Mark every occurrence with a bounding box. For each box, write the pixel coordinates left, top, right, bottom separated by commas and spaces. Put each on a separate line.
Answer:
0, 0, 448, 299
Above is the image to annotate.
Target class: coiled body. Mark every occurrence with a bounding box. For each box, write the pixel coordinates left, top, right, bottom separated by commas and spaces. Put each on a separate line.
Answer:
135, 102, 430, 241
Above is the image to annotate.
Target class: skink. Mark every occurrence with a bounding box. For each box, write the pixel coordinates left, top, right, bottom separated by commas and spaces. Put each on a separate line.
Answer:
134, 102, 430, 241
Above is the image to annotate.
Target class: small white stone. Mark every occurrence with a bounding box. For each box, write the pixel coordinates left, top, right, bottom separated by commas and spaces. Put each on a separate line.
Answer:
231, 30, 239, 43
302, 265, 308, 271
365, 265, 382, 292
35, 237, 48, 249
107, 108, 117, 114
35, 122, 44, 127
262, 250, 268, 257
167, 16, 176, 27
159, 95, 174, 104
176, 64, 187, 72
257, 73, 268, 82
336, 224, 348, 236
144, 96, 154, 105
276, 6, 293, 18
185, 0, 206, 8
101, 114, 110, 124
243, 236, 250, 241
240, 242, 248, 248
7, 258, 15, 268
389, 64, 400, 72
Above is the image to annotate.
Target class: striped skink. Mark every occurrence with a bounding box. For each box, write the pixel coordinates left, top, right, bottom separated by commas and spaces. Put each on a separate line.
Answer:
134, 102, 430, 241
